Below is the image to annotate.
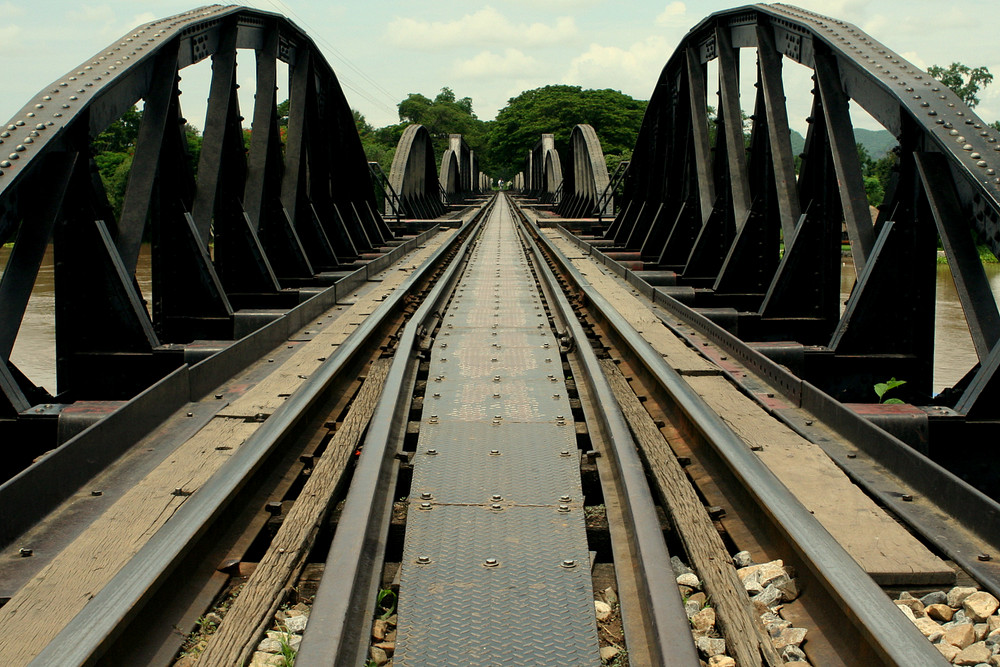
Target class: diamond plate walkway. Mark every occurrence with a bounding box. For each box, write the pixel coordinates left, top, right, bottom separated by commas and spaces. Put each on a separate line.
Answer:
394, 199, 601, 665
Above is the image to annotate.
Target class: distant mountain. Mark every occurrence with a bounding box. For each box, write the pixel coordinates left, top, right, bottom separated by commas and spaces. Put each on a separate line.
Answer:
854, 128, 897, 158
786, 128, 896, 159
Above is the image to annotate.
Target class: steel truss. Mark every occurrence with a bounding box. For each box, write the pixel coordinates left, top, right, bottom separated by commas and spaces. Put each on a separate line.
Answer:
0, 6, 401, 422
585, 3, 1000, 424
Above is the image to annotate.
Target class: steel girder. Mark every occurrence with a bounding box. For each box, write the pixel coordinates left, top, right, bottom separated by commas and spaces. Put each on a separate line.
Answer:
0, 6, 393, 414
595, 3, 1000, 416
439, 133, 484, 204
524, 134, 563, 203
387, 124, 446, 219
556, 124, 612, 219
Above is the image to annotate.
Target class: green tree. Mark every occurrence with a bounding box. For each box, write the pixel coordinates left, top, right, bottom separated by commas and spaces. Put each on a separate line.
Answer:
489, 85, 647, 180
927, 63, 993, 108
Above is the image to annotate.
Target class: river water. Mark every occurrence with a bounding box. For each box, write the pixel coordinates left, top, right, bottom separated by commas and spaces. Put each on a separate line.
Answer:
2, 246, 999, 395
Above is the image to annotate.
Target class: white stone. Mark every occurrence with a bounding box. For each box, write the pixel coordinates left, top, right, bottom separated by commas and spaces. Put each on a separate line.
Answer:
772, 627, 807, 649
691, 607, 716, 636
676, 573, 700, 589
965, 592, 1000, 622
955, 640, 992, 665
600, 646, 620, 662
249, 652, 285, 667
595, 600, 613, 622
913, 616, 944, 642
708, 655, 736, 667
732, 551, 754, 568
948, 586, 980, 609
755, 584, 782, 608
284, 614, 308, 633
695, 636, 726, 658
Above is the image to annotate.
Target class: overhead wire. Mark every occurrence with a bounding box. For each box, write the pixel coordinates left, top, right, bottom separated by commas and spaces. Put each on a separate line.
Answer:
239, 0, 399, 117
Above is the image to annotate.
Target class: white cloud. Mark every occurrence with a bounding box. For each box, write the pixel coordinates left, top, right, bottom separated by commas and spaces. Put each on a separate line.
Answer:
563, 35, 671, 99
0, 2, 24, 16
385, 7, 577, 51
507, 0, 602, 7
453, 49, 540, 79
656, 2, 687, 26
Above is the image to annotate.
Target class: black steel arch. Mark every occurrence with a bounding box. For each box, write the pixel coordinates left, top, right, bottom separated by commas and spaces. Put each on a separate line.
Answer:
387, 124, 446, 219
556, 124, 611, 218
601, 2, 1000, 417
0, 5, 394, 415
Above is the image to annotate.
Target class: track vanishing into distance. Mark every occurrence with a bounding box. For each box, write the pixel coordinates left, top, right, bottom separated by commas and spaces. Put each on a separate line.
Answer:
5, 3, 1000, 667
1, 193, 995, 666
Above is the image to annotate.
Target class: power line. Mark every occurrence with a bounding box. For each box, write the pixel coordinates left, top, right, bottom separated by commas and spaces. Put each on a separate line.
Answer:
236, 0, 399, 116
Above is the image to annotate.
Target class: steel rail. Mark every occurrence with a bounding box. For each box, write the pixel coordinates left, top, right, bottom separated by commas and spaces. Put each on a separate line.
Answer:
508, 197, 700, 666
528, 217, 949, 666
557, 225, 1000, 599
27, 217, 480, 667
295, 196, 495, 666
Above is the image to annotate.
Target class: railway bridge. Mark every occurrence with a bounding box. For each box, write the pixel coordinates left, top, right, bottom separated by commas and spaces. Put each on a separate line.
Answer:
1, 4, 999, 666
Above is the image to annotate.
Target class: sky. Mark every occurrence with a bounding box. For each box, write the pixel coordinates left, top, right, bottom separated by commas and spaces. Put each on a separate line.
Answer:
0, 0, 998, 141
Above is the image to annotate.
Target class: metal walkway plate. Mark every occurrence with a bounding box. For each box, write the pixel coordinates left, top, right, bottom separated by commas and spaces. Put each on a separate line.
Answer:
394, 204, 600, 666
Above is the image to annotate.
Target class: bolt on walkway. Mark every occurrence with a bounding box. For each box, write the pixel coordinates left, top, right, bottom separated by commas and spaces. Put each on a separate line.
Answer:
394, 199, 600, 665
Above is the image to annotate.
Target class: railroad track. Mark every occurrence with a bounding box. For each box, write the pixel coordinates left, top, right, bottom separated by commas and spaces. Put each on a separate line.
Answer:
3, 193, 999, 666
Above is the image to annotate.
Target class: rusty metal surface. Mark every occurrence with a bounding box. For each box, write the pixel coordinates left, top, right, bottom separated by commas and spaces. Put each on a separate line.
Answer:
395, 201, 599, 665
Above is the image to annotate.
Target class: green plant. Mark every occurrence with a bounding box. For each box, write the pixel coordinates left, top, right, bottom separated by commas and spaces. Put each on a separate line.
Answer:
274, 626, 297, 667
376, 588, 397, 620
875, 377, 906, 404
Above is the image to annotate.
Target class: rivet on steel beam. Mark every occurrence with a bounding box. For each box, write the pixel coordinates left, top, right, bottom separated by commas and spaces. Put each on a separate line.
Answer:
491, 494, 503, 501
416, 556, 431, 564
489, 449, 501, 456
420, 492, 432, 500
491, 503, 503, 511
560, 450, 571, 457
426, 449, 438, 456
418, 502, 432, 511
561, 559, 576, 568
484, 558, 499, 568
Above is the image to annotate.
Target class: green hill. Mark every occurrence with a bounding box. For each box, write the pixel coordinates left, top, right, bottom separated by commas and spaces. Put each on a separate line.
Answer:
786, 127, 895, 158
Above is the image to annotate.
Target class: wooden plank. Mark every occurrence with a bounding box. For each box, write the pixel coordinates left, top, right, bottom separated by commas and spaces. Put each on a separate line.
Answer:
219, 230, 454, 418
0, 417, 261, 665
602, 359, 782, 667
198, 357, 392, 667
544, 230, 717, 374
684, 375, 952, 584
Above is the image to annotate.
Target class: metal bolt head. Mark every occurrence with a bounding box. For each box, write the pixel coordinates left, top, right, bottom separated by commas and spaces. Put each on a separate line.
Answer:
560, 495, 571, 503
489, 449, 500, 456
561, 559, 576, 568
484, 558, 499, 568
419, 502, 432, 510
560, 450, 571, 457
420, 492, 432, 500
557, 504, 570, 513
19, 548, 32, 557
426, 448, 438, 456
491, 494, 503, 501
91, 490, 103, 496
416, 555, 431, 564
901, 493, 913, 502
979, 553, 992, 562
